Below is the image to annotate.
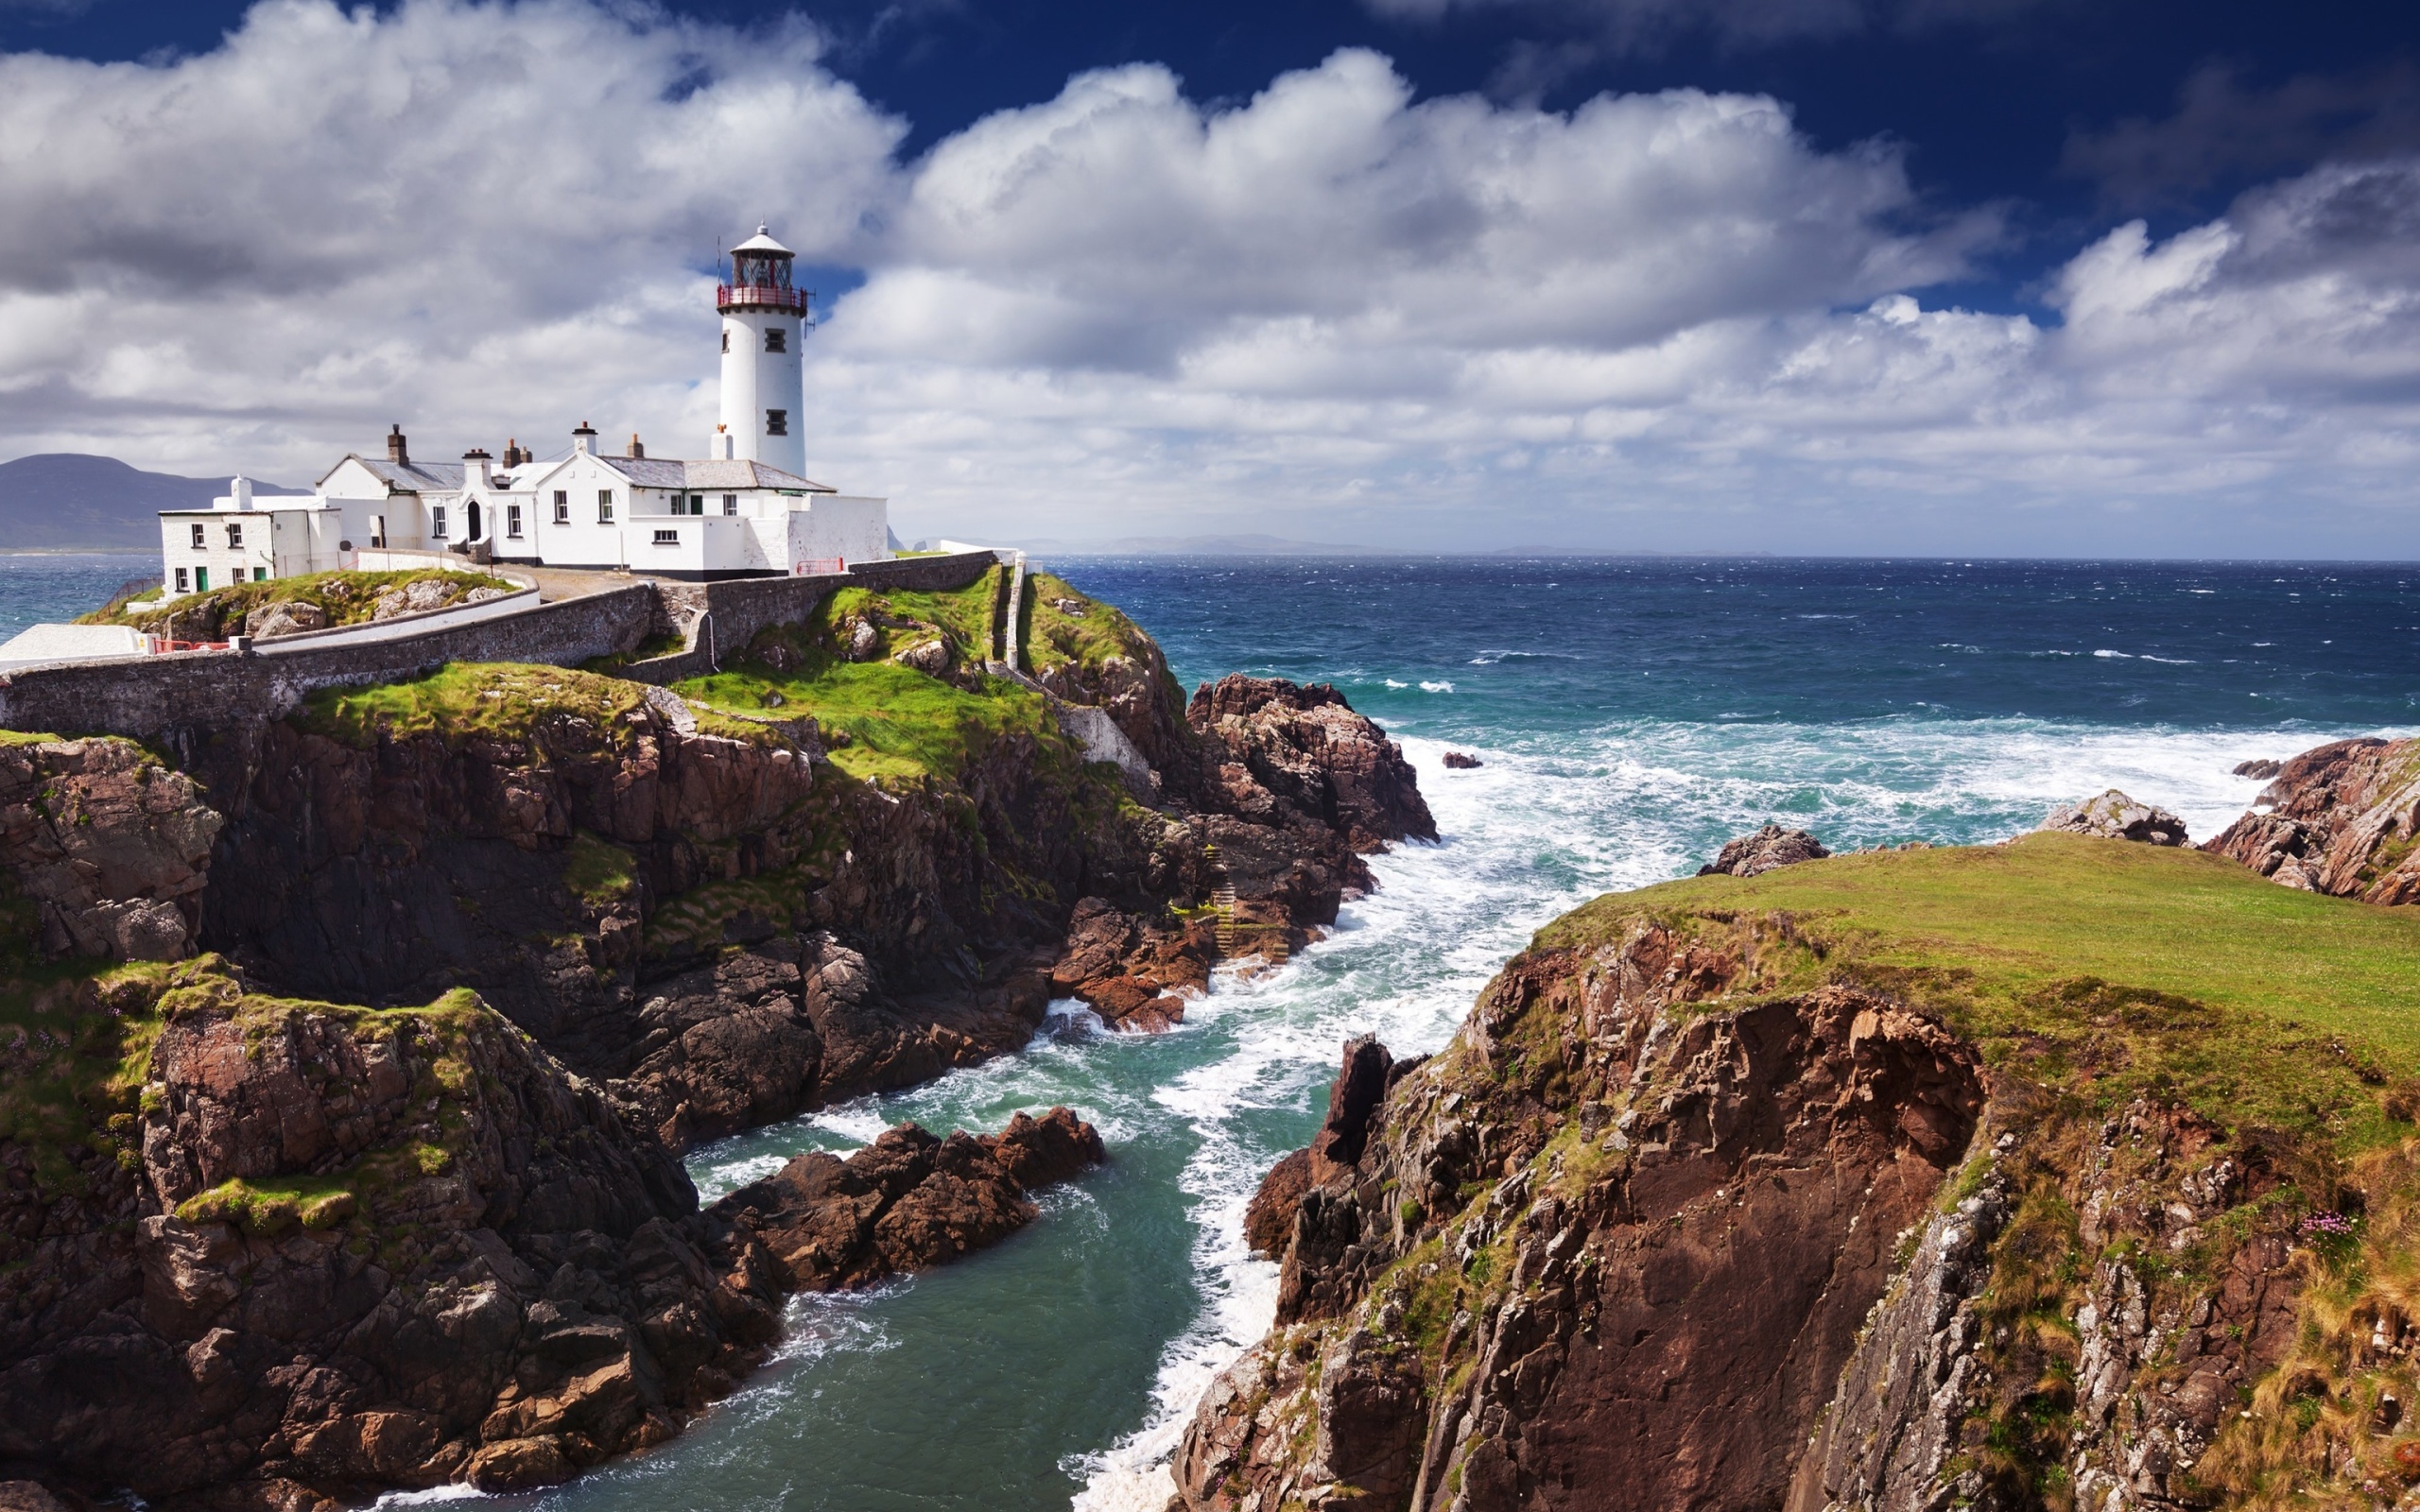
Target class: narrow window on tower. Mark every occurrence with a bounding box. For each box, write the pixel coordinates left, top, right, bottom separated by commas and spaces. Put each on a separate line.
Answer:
553, 490, 569, 524
721, 329, 730, 353
190, 523, 206, 549
766, 408, 788, 436
597, 490, 614, 523
764, 328, 786, 353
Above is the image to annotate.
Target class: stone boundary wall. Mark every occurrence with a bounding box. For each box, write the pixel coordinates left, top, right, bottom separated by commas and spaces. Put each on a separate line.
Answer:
619, 550, 1005, 686
0, 551, 1008, 741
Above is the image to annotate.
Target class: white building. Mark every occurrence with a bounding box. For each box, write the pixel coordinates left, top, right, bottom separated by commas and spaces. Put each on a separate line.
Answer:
157, 227, 888, 593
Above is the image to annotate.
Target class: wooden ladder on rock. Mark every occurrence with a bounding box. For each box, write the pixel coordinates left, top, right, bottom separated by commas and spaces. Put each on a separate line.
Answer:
1205, 848, 1287, 966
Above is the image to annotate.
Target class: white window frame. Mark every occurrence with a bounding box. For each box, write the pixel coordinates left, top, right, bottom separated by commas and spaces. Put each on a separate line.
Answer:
651, 527, 680, 546
431, 506, 448, 541
189, 523, 205, 549
722, 493, 737, 516
553, 490, 569, 524
506, 504, 524, 539
226, 522, 243, 548
174, 567, 189, 593
597, 490, 614, 524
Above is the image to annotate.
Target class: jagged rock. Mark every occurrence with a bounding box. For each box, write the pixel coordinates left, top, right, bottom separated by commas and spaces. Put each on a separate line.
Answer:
2234, 758, 2283, 779
371, 578, 458, 621
709, 1109, 1104, 1293
1244, 1148, 1311, 1258
0, 735, 218, 962
243, 600, 328, 638
0, 1484, 73, 1512
1186, 677, 1437, 854
891, 638, 950, 675
2204, 736, 2420, 902
1176, 919, 1988, 1512
1049, 897, 1212, 1033
1442, 751, 1482, 769
1697, 822, 1829, 877
2040, 788, 2190, 846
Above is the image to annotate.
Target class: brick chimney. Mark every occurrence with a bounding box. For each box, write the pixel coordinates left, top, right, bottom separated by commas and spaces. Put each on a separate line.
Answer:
503, 438, 525, 468
626, 434, 646, 459
387, 424, 408, 465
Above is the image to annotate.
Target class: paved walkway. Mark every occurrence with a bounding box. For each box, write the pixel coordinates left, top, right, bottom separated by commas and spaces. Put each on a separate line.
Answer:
518, 564, 647, 603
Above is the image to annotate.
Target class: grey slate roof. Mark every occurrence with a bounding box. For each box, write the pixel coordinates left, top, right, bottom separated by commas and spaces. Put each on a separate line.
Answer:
330, 456, 467, 493
591, 457, 834, 491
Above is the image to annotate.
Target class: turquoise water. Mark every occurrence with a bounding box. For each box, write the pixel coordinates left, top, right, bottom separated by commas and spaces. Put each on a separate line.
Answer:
7, 553, 2414, 1510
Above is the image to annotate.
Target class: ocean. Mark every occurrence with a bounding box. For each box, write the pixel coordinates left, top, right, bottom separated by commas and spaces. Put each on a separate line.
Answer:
6, 554, 2416, 1509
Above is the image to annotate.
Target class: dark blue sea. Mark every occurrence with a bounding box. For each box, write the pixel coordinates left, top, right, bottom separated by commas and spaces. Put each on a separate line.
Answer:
8, 553, 2415, 1511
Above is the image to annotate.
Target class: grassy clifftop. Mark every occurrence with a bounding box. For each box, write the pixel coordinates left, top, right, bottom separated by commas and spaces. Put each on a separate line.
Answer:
1542, 832, 2420, 1152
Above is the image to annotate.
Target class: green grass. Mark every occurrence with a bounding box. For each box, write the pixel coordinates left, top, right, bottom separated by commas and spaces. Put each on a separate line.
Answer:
297, 662, 651, 748
673, 569, 1085, 785
562, 831, 639, 907
93, 567, 514, 633
680, 660, 1060, 783
1535, 832, 2420, 1151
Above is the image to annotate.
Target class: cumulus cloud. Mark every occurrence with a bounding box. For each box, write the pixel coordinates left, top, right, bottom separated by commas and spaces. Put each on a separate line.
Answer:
1, 6, 2416, 553
0, 0, 900, 474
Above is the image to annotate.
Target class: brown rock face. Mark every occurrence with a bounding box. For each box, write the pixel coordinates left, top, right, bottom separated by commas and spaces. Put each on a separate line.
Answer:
1696, 822, 1829, 877
1185, 676, 1437, 855
0, 972, 783, 1511
0, 735, 218, 962
708, 1108, 1105, 1293
2203, 735, 2420, 902
1176, 920, 1990, 1512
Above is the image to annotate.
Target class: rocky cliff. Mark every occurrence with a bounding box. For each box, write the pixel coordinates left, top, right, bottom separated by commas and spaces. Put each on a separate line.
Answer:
0, 569, 1429, 1506
1177, 833, 2420, 1512
2204, 735, 2420, 903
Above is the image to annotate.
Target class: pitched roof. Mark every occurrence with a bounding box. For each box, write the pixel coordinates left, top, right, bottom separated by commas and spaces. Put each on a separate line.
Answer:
321, 455, 466, 493
589, 456, 834, 492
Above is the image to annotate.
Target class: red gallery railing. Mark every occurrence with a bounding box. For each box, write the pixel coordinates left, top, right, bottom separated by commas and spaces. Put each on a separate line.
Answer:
718, 284, 810, 313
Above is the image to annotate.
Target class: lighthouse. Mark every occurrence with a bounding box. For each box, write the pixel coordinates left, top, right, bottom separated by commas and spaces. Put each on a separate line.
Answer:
715, 227, 809, 477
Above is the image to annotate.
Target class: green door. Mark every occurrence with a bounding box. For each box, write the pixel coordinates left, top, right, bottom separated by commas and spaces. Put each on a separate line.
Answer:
196, 566, 209, 592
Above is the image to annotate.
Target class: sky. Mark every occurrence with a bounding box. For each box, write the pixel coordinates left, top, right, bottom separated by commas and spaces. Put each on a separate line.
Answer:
2, 0, 2417, 555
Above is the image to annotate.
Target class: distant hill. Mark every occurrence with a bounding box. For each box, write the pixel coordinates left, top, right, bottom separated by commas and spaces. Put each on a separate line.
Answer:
0, 454, 303, 552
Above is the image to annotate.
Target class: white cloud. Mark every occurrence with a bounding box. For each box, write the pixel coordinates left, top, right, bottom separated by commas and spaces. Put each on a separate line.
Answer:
0, 0, 900, 478
0, 8, 2416, 554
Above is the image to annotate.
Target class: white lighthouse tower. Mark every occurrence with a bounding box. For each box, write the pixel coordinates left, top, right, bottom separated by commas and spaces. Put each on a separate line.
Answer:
715, 227, 809, 477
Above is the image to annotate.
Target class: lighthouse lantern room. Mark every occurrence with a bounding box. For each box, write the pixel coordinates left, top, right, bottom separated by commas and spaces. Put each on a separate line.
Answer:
716, 226, 810, 477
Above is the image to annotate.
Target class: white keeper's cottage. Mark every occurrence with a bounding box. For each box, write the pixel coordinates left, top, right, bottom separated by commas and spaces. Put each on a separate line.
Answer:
157, 228, 889, 593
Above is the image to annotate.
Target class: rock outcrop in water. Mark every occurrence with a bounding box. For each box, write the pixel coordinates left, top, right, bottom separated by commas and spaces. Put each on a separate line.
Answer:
710, 1108, 1104, 1293
1176, 840, 2411, 1512
2204, 735, 2420, 902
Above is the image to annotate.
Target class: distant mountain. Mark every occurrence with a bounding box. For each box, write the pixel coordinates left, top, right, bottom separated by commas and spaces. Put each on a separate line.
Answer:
0, 454, 303, 552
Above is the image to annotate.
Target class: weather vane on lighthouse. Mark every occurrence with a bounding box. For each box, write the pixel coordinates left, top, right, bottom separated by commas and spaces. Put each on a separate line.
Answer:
715, 225, 812, 476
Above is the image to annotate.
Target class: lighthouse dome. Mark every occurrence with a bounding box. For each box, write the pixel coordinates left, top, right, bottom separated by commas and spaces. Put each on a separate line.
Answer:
732, 226, 792, 257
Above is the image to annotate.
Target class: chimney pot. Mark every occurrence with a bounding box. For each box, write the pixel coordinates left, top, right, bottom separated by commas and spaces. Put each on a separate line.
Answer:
387, 424, 408, 465
627, 434, 645, 459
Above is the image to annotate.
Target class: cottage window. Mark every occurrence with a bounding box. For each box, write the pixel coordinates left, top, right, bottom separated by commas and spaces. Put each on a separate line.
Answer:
174, 568, 189, 593
597, 490, 614, 523
722, 494, 737, 516
226, 523, 243, 548
507, 504, 524, 539
431, 507, 448, 540
189, 523, 206, 549
652, 528, 680, 545
553, 490, 569, 524
765, 408, 788, 436
764, 328, 786, 353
